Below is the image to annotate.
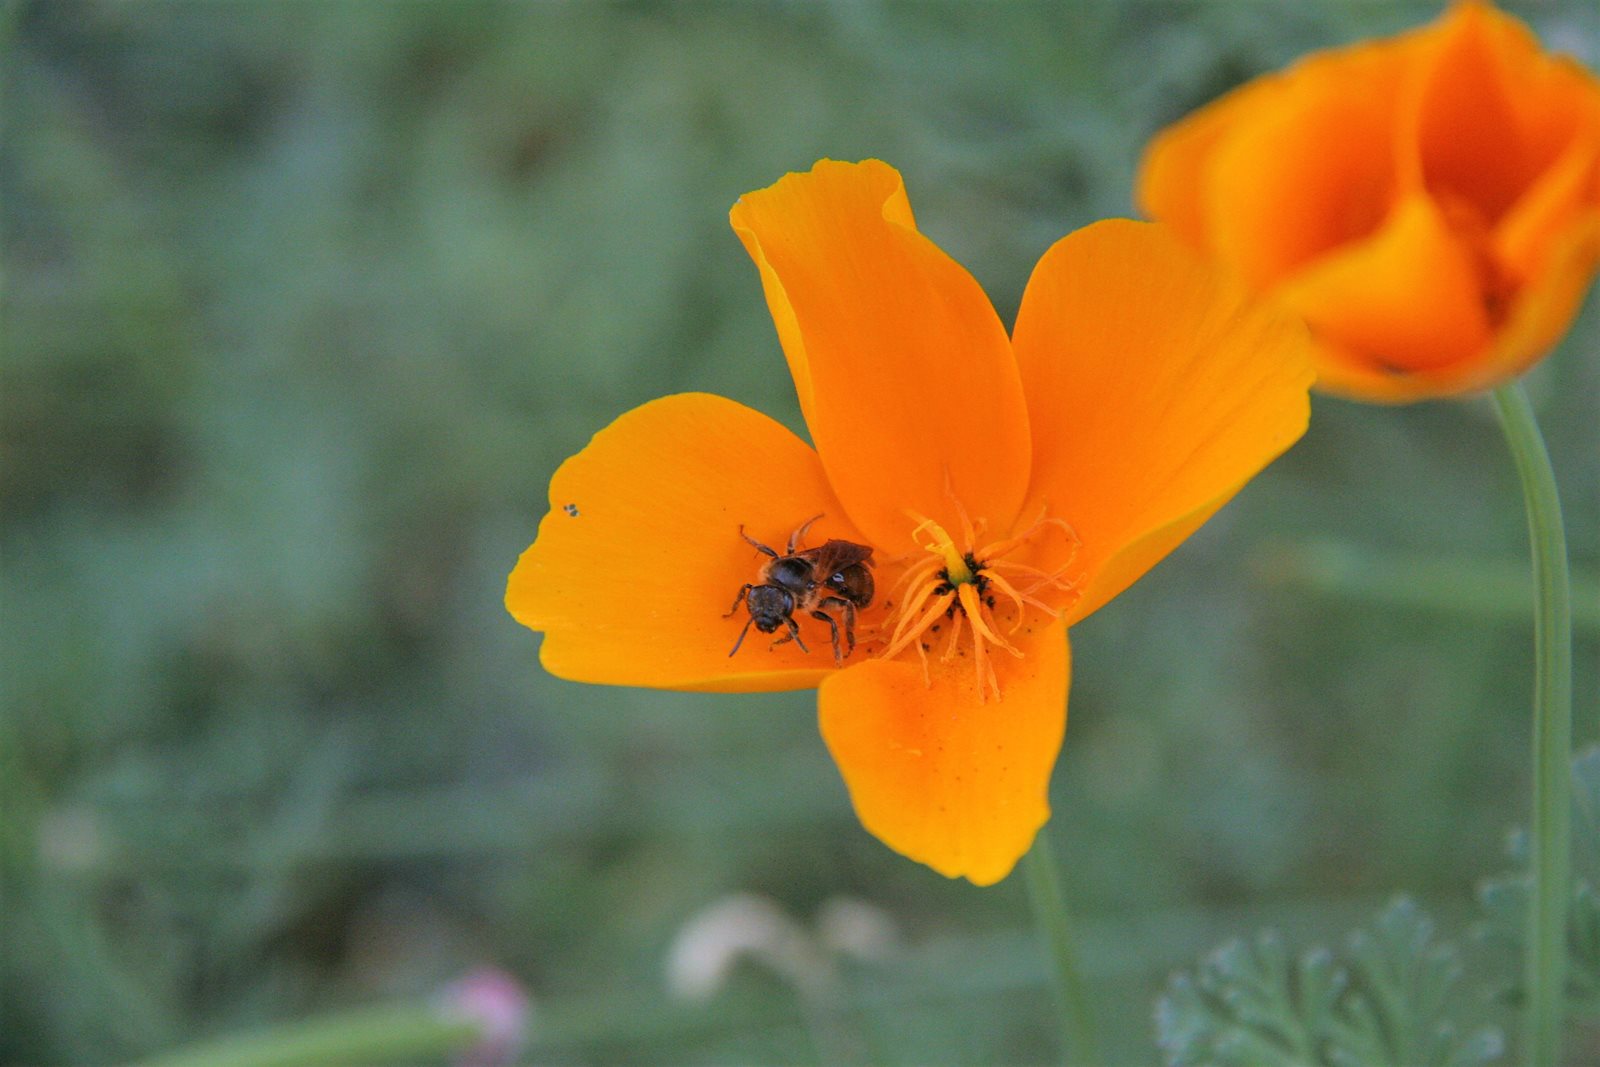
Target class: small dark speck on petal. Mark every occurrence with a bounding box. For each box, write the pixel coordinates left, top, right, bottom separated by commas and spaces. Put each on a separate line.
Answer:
562, 503, 579, 517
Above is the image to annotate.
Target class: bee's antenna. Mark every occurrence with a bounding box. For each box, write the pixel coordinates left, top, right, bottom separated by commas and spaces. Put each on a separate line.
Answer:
788, 513, 825, 554
739, 524, 779, 559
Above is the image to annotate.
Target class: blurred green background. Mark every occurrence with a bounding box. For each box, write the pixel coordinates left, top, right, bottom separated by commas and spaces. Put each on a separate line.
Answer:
4, 1, 1597, 1063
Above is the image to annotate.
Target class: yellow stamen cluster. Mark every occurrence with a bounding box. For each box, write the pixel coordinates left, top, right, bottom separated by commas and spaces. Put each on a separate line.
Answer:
880, 502, 1079, 703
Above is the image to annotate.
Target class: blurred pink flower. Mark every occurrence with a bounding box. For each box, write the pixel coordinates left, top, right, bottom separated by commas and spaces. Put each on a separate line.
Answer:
441, 967, 532, 1067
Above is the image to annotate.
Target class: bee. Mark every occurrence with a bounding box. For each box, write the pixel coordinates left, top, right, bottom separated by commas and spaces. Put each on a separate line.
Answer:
725, 515, 875, 664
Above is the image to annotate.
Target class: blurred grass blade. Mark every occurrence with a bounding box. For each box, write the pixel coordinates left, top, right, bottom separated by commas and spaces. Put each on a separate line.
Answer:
132, 1003, 485, 1067
1261, 541, 1599, 631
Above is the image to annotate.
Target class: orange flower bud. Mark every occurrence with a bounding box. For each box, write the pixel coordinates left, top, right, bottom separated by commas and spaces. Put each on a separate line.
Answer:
1138, 1, 1600, 402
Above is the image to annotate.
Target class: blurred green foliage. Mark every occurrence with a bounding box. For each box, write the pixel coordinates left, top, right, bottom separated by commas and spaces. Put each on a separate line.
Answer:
1159, 749, 1600, 1067
3, 1, 1597, 1063
1477, 748, 1600, 1023
1158, 897, 1504, 1067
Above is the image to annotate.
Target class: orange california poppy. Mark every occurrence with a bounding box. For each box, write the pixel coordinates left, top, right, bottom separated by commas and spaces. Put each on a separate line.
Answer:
1138, 0, 1600, 403
507, 159, 1312, 885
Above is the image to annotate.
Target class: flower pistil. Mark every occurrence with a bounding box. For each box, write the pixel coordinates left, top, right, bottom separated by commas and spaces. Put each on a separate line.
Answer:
880, 502, 1079, 702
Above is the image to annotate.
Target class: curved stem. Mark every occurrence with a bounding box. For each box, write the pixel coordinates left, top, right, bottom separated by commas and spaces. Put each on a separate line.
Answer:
1492, 381, 1572, 1067
1022, 829, 1099, 1065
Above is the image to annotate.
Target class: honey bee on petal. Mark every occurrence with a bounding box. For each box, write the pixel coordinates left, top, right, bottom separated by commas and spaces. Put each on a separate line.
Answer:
725, 515, 875, 665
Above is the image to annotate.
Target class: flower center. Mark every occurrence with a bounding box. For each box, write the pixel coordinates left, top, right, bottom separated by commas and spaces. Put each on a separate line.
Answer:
878, 501, 1079, 703
1434, 190, 1516, 327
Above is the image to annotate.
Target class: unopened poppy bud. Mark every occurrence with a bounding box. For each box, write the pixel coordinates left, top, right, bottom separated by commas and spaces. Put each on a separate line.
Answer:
1139, 0, 1600, 402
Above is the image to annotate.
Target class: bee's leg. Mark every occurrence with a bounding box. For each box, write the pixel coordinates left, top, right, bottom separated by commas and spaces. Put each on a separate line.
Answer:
723, 583, 753, 618
787, 513, 825, 553
810, 608, 844, 665
812, 596, 857, 663
727, 615, 757, 657
738, 526, 779, 559
769, 616, 809, 653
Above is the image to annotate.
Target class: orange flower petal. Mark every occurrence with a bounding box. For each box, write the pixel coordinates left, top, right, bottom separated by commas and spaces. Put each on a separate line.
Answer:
1202, 45, 1405, 289
1136, 75, 1281, 250
1496, 133, 1600, 284
1277, 194, 1493, 375
1010, 220, 1312, 624
506, 393, 866, 692
1477, 210, 1600, 388
1403, 0, 1580, 224
1291, 333, 1431, 404
730, 159, 1031, 552
818, 617, 1069, 886
1308, 211, 1600, 403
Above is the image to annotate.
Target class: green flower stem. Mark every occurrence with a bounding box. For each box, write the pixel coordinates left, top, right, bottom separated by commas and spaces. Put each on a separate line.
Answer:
1492, 381, 1573, 1067
1022, 828, 1099, 1065
132, 1003, 485, 1067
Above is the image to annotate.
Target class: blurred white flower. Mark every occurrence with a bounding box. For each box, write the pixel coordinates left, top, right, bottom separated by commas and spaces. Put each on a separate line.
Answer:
665, 891, 901, 1005
815, 896, 899, 962
665, 893, 821, 1002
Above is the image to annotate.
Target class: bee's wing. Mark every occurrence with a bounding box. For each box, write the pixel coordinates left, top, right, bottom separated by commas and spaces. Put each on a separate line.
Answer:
809, 539, 874, 577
